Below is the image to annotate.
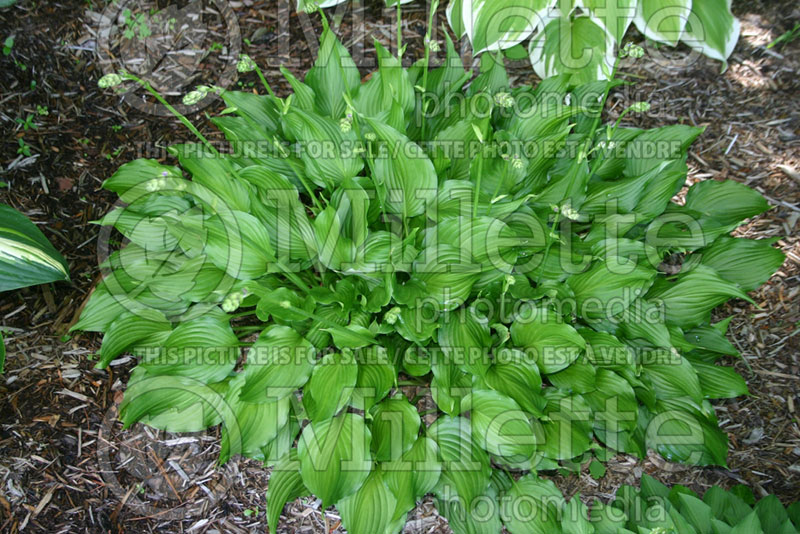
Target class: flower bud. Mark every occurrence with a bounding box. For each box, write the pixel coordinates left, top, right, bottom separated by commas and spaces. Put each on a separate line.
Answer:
494, 92, 514, 108
98, 73, 123, 89
237, 54, 257, 73
182, 90, 206, 106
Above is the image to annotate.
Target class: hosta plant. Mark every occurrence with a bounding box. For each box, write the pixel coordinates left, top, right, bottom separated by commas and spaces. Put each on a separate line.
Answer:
505, 473, 800, 534
81, 9, 783, 534
449, 0, 740, 83
296, 0, 740, 84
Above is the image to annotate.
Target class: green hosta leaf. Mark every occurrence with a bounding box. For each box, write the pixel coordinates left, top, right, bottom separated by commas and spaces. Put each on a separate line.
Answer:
642, 349, 703, 403
280, 66, 316, 111
370, 397, 421, 462
485, 348, 545, 416
0, 203, 70, 291
634, 0, 692, 46
547, 358, 596, 394
591, 499, 628, 534
436, 484, 503, 534
729, 511, 763, 534
529, 13, 616, 83
255, 287, 311, 323
694, 237, 784, 292
579, 329, 635, 369
267, 450, 309, 534
297, 413, 372, 507
395, 245, 481, 312
787, 502, 800, 531
562, 495, 593, 534
169, 144, 251, 213
240, 325, 316, 403
337, 470, 398, 534
219, 90, 281, 134
70, 282, 130, 333
304, 24, 361, 118
431, 360, 473, 416
618, 298, 672, 348
364, 118, 437, 219
690, 360, 748, 399
423, 33, 470, 99
683, 179, 770, 228
220, 377, 291, 462
438, 309, 492, 377
464, 389, 540, 464
646, 265, 754, 329
96, 309, 172, 368
678, 493, 714, 534
566, 256, 656, 322
754, 495, 791, 534
263, 415, 302, 466
384, 436, 442, 519
510, 307, 586, 374
682, 0, 740, 67
325, 324, 376, 349
283, 109, 364, 187
102, 159, 183, 203
704, 485, 753, 525
623, 125, 703, 177
429, 416, 492, 506
644, 401, 728, 466
585, 369, 638, 447
468, 52, 511, 96
538, 391, 593, 460
354, 41, 414, 116
463, 0, 547, 54
500, 474, 565, 534
174, 209, 275, 280
427, 216, 519, 273
140, 313, 239, 384
351, 346, 396, 411
119, 368, 230, 432
303, 352, 358, 421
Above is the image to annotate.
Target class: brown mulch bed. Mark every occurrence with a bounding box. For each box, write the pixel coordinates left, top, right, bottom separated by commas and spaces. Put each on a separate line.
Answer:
1, 0, 798, 532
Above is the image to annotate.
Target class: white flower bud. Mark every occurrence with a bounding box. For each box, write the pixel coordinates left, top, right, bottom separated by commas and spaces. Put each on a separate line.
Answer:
494, 92, 514, 108
384, 307, 401, 325
98, 73, 123, 88
630, 101, 651, 113
182, 90, 206, 106
237, 54, 257, 73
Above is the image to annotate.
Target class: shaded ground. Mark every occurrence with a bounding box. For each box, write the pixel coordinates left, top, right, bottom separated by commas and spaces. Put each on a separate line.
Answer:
0, 0, 798, 532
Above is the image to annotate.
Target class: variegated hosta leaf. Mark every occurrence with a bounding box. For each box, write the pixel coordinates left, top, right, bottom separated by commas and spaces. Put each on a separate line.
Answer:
633, 0, 692, 46
0, 203, 69, 292
463, 0, 552, 54
681, 0, 740, 68
529, 11, 616, 83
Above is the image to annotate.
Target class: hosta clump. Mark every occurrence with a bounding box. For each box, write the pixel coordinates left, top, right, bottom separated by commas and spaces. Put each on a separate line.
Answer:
79, 16, 784, 534
506, 473, 800, 534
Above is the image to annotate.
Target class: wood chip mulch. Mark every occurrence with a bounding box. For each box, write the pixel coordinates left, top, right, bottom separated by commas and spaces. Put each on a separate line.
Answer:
0, 0, 798, 532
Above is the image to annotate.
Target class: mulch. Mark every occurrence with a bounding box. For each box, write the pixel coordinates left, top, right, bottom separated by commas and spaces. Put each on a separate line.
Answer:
0, 0, 798, 532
